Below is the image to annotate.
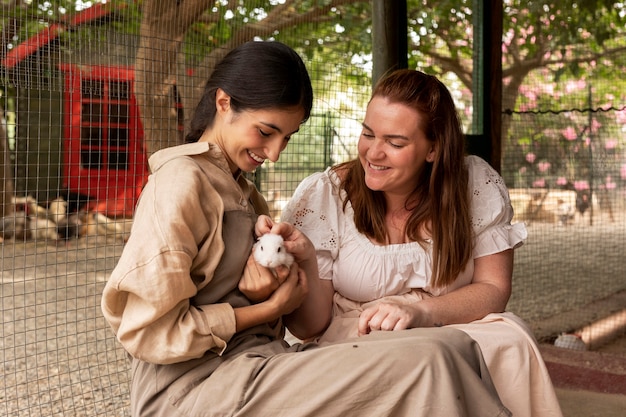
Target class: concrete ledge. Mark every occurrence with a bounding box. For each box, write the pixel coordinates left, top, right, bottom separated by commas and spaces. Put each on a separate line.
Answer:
540, 343, 626, 394
531, 290, 626, 343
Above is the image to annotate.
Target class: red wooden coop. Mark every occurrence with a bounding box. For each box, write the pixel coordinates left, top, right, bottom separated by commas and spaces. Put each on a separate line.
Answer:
59, 64, 149, 217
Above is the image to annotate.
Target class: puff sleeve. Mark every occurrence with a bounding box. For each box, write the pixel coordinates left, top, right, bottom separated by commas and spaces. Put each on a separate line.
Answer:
281, 169, 343, 281
467, 155, 528, 258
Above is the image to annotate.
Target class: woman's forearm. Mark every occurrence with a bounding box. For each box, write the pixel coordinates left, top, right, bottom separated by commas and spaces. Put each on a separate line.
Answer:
413, 281, 510, 327
414, 250, 513, 327
234, 302, 280, 332
283, 259, 334, 339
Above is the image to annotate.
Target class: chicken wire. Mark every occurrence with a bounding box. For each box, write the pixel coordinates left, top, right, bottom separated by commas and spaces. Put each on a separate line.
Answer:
1, 1, 625, 416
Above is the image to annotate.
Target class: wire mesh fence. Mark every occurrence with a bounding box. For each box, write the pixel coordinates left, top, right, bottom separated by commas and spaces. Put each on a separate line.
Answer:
503, 107, 626, 347
1, 1, 625, 415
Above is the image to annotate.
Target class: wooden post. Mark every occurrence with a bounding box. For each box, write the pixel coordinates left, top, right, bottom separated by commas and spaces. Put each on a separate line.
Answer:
371, 0, 408, 87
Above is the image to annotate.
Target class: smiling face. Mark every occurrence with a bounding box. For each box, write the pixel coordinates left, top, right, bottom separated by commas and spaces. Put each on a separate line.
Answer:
200, 89, 305, 173
358, 96, 436, 202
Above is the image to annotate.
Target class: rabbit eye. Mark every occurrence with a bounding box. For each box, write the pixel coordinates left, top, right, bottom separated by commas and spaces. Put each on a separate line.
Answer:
277, 247, 282, 252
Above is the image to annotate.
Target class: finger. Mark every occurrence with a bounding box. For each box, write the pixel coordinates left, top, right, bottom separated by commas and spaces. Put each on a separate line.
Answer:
358, 309, 375, 336
256, 215, 274, 236
393, 320, 409, 331
273, 264, 291, 284
282, 263, 299, 284
271, 221, 294, 239
381, 316, 400, 332
368, 318, 381, 331
246, 252, 258, 268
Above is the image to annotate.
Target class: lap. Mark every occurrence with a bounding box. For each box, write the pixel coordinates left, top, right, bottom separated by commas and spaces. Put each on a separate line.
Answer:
142, 329, 510, 417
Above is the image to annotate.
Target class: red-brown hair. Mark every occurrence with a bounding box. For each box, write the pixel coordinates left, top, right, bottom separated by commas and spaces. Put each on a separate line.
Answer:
334, 69, 472, 288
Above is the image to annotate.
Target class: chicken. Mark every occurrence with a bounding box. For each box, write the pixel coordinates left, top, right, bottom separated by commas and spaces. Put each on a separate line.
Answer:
0, 203, 28, 242
78, 211, 125, 241
56, 212, 83, 240
47, 197, 68, 224
576, 190, 590, 217
24, 200, 60, 243
0, 207, 29, 241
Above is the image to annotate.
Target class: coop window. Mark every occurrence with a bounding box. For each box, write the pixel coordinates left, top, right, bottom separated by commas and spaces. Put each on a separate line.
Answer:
78, 79, 131, 170
59, 64, 148, 209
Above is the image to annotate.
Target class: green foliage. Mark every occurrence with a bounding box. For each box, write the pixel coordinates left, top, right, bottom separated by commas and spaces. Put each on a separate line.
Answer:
3, 0, 626, 194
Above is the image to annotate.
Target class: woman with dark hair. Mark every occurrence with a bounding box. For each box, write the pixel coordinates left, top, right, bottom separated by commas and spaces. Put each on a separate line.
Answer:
281, 69, 563, 417
102, 43, 510, 416
185, 41, 313, 143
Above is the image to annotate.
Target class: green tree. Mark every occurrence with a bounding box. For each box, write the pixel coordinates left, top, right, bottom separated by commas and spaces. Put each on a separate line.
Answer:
406, 0, 626, 104
133, 0, 369, 157
3, 0, 625, 173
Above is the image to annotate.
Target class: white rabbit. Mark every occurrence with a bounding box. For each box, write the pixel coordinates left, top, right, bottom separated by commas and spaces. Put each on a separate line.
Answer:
253, 233, 294, 269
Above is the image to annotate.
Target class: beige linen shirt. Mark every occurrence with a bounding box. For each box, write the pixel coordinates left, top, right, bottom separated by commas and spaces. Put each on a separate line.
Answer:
101, 142, 272, 365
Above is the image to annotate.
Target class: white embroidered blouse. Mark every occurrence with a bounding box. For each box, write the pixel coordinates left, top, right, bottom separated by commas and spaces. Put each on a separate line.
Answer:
281, 155, 527, 301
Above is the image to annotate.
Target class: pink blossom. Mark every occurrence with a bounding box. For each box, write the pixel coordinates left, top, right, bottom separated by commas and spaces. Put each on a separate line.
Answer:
591, 119, 602, 133
526, 153, 536, 164
621, 164, 626, 180
562, 127, 577, 140
574, 180, 590, 190
533, 178, 546, 188
605, 139, 617, 149
537, 161, 551, 172
543, 83, 554, 95
556, 177, 567, 186
565, 79, 586, 93
605, 176, 616, 190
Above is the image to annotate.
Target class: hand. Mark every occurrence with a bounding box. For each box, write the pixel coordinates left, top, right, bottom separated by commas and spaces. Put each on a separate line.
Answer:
255, 214, 275, 237
358, 302, 420, 336
239, 252, 290, 302
254, 215, 315, 264
268, 262, 308, 316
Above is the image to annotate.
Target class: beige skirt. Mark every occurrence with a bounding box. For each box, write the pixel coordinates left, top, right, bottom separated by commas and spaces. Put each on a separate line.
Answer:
314, 290, 564, 417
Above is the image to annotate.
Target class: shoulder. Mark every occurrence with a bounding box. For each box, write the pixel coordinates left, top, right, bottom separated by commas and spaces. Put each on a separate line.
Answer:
147, 155, 218, 203
466, 155, 510, 223
148, 142, 212, 172
140, 148, 231, 222
466, 155, 502, 182
465, 156, 527, 253
282, 168, 344, 224
293, 167, 342, 197
466, 155, 509, 201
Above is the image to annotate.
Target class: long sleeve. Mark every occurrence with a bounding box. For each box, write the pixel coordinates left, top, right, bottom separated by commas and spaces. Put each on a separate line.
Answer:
101, 152, 237, 364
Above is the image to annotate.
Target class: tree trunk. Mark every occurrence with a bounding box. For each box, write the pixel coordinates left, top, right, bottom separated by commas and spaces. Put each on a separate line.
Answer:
134, 0, 213, 158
